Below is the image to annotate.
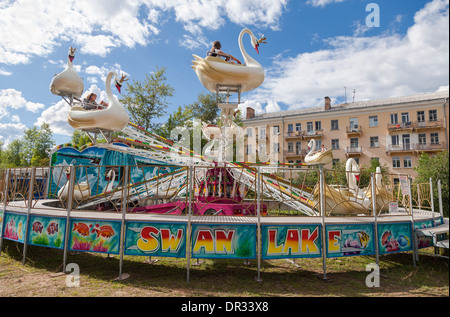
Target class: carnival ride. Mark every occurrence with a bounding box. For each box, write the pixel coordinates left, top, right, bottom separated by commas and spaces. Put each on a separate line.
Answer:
1, 28, 447, 282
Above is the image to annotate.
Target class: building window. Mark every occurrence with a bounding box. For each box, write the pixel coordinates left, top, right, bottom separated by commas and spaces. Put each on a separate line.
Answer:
315, 121, 322, 131
429, 109, 438, 121
288, 160, 294, 168
390, 113, 398, 124
315, 140, 322, 148
246, 127, 253, 137
295, 123, 301, 132
259, 127, 266, 139
392, 157, 400, 168
430, 133, 439, 144
331, 120, 339, 130
403, 156, 412, 168
307, 122, 313, 132
246, 144, 252, 154
354, 158, 359, 165
349, 117, 358, 130
287, 124, 293, 132
273, 125, 279, 135
417, 111, 425, 123
369, 115, 378, 127
273, 143, 280, 153
287, 142, 293, 152
418, 133, 426, 145
296, 160, 302, 167
391, 135, 399, 146
350, 138, 359, 148
370, 136, 379, 147
331, 139, 339, 149
295, 142, 301, 152
332, 159, 340, 167
401, 112, 410, 123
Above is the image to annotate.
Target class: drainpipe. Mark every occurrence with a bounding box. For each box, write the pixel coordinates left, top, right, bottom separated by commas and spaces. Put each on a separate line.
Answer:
443, 98, 449, 150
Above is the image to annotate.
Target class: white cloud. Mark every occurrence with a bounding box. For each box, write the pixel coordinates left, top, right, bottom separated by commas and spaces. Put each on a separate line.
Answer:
307, 0, 346, 7
0, 122, 27, 146
252, 0, 449, 109
0, 0, 287, 64
0, 89, 45, 119
35, 99, 72, 136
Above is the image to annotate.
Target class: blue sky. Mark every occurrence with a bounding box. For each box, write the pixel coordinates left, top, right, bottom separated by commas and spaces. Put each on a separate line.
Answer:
0, 0, 448, 147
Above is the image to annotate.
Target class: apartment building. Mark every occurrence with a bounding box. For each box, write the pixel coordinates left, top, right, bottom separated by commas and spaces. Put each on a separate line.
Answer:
242, 90, 449, 179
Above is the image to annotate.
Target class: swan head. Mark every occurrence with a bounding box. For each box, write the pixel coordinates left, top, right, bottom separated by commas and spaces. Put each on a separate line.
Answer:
68, 47, 76, 63
250, 33, 267, 54
114, 73, 128, 93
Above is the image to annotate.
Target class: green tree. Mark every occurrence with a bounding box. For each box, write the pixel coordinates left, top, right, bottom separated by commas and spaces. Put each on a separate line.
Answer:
71, 130, 93, 148
120, 66, 174, 131
414, 151, 449, 216
1, 139, 23, 167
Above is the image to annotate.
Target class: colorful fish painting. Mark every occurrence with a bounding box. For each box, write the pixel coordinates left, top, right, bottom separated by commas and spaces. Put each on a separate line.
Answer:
32, 221, 44, 233
91, 224, 115, 238
47, 222, 59, 235
73, 222, 91, 236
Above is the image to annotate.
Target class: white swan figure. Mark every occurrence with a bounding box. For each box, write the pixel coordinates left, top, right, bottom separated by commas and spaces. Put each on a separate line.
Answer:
67, 72, 129, 132
365, 166, 394, 213
304, 139, 333, 165
49, 47, 84, 98
58, 166, 91, 202
103, 169, 116, 193
191, 28, 267, 93
345, 158, 361, 193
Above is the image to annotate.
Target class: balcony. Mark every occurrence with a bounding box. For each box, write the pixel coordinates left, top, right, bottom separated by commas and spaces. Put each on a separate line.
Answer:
284, 149, 307, 157
386, 143, 415, 154
387, 121, 414, 132
387, 119, 444, 133
415, 142, 446, 153
301, 129, 324, 139
346, 125, 362, 136
345, 146, 362, 157
415, 119, 444, 130
285, 131, 302, 139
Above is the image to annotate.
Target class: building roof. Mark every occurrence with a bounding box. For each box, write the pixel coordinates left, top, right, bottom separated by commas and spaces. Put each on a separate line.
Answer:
244, 90, 449, 122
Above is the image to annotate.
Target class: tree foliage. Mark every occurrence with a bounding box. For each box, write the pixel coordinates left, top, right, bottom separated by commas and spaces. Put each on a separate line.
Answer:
120, 66, 174, 131
0, 123, 54, 167
414, 150, 449, 216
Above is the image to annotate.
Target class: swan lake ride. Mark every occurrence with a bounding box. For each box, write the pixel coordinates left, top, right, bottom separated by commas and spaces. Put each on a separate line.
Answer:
67, 72, 129, 132
49, 47, 84, 99
192, 28, 267, 94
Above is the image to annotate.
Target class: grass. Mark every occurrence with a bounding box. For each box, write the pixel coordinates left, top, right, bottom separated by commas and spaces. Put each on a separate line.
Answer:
0, 239, 448, 297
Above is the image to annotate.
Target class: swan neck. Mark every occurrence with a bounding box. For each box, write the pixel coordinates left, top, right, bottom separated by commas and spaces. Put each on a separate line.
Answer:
238, 29, 259, 67
105, 72, 117, 101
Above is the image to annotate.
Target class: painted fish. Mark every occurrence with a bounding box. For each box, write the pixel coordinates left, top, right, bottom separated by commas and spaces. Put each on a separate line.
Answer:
91, 224, 115, 238
381, 230, 392, 246
47, 222, 59, 235
32, 221, 44, 233
357, 231, 370, 249
73, 222, 90, 236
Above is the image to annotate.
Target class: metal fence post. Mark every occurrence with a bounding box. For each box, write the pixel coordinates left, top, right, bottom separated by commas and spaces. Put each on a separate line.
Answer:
371, 173, 380, 267
23, 167, 36, 265
256, 166, 262, 283
437, 179, 443, 219
408, 176, 416, 267
118, 165, 130, 280
319, 167, 329, 280
186, 165, 194, 282
0, 169, 11, 256
62, 165, 76, 273
430, 178, 435, 225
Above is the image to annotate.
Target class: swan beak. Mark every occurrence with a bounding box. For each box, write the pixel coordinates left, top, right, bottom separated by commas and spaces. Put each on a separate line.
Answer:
115, 82, 122, 93
255, 43, 260, 54
69, 55, 74, 63
355, 174, 360, 182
